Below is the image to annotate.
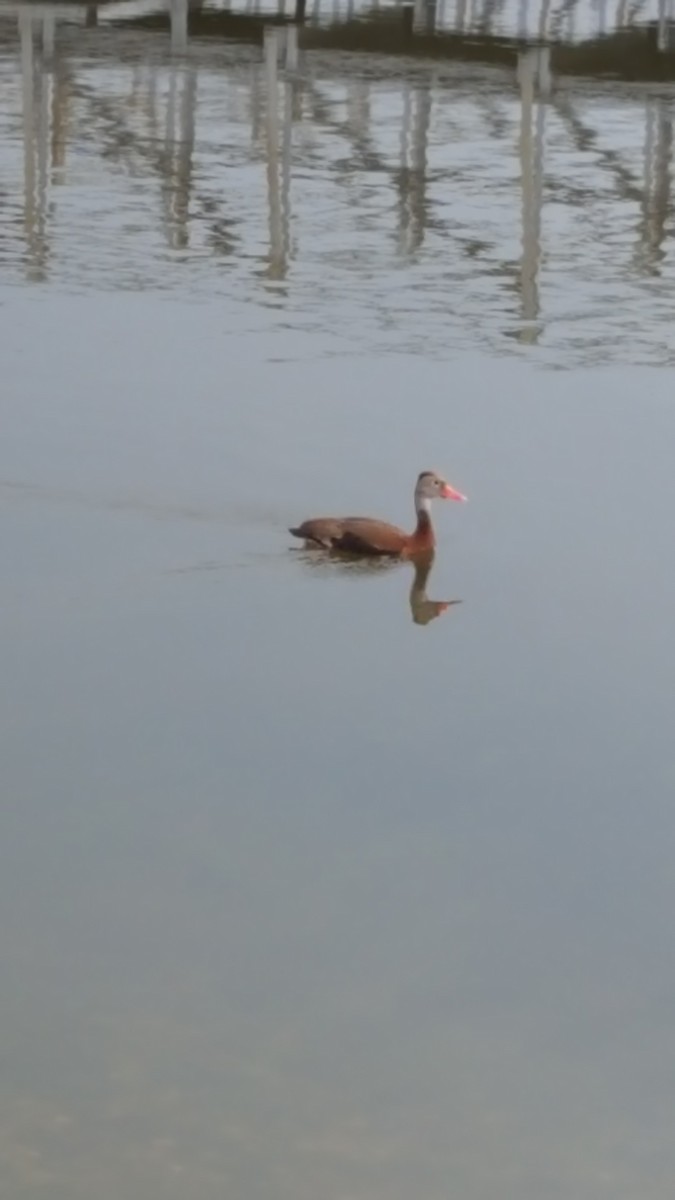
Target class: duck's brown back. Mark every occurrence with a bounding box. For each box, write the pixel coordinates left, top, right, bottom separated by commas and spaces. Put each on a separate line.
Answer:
289, 516, 409, 555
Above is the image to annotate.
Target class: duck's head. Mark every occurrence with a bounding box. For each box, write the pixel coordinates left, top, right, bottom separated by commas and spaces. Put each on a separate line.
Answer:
415, 470, 467, 509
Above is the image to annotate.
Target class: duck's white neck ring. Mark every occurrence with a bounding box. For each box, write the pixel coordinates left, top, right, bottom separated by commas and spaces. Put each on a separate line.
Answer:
415, 496, 431, 519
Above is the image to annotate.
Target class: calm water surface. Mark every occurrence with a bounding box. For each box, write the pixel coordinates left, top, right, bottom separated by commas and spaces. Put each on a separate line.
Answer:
2, 9, 675, 1199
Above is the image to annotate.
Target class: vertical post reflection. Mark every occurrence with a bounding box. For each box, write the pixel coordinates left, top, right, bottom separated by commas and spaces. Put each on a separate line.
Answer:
397, 81, 432, 255
37, 20, 51, 247
657, 0, 668, 51
286, 24, 299, 72
637, 99, 672, 273
20, 9, 35, 230
565, 0, 576, 42
597, 0, 607, 37
651, 103, 672, 256
517, 46, 549, 341
176, 68, 197, 245
264, 27, 286, 280
346, 75, 370, 155
170, 0, 189, 53
19, 9, 49, 280
162, 62, 197, 249
42, 13, 55, 59
50, 28, 71, 177
539, 0, 552, 39
281, 79, 293, 267
518, 0, 529, 38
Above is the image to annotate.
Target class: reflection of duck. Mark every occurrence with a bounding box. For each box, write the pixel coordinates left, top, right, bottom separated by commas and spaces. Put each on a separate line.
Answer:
289, 470, 466, 558
294, 546, 460, 626
409, 552, 461, 626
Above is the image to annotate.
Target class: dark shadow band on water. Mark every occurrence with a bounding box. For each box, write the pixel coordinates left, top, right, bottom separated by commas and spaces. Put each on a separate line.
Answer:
103, 5, 675, 84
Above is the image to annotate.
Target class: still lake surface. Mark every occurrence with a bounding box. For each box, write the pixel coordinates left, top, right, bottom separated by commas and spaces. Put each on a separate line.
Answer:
2, 6, 675, 1198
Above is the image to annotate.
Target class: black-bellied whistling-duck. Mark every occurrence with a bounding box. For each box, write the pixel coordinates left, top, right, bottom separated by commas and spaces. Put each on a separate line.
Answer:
289, 470, 467, 557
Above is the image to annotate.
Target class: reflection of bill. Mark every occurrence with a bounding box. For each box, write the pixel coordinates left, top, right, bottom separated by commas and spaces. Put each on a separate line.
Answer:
408, 552, 461, 627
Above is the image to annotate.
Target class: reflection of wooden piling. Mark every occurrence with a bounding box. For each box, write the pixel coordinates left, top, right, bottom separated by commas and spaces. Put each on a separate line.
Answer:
170, 0, 188, 52
19, 9, 48, 279
264, 27, 285, 278
644, 96, 654, 201
50, 41, 71, 172
596, 0, 607, 37
538, 0, 551, 40
652, 105, 672, 246
42, 14, 55, 58
347, 76, 370, 144
517, 46, 550, 340
658, 0, 667, 52
518, 0, 529, 38
295, 0, 306, 22
281, 81, 293, 262
565, 0, 576, 42
402, 2, 414, 39
173, 68, 197, 246
19, 11, 35, 246
657, 0, 674, 52
398, 82, 431, 254
38, 25, 50, 217
638, 98, 672, 270
286, 23, 299, 70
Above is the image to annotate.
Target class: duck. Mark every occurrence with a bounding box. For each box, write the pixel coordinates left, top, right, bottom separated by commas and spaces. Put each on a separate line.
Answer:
289, 470, 466, 557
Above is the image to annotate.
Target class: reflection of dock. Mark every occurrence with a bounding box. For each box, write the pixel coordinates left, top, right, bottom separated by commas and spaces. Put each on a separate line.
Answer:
299, 13, 675, 82
70, 0, 675, 83
6, 1, 675, 80
7, 0, 675, 348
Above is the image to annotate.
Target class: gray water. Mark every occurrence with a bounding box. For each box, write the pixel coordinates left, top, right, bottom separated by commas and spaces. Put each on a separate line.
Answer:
3, 8, 675, 1199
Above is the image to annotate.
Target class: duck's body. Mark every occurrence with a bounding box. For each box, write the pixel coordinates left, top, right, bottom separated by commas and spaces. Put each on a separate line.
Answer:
289, 512, 432, 557
289, 470, 466, 558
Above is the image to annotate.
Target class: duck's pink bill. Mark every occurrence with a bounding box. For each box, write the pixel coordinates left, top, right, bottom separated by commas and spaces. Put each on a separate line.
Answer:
442, 484, 467, 502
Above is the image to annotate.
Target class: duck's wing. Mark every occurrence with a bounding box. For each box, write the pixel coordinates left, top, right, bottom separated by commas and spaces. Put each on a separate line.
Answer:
289, 517, 350, 548
289, 516, 407, 555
